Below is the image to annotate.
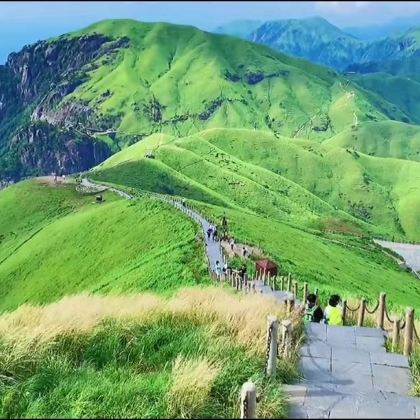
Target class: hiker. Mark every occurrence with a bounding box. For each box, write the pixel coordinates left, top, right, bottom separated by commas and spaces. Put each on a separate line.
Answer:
242, 246, 247, 257
222, 262, 229, 278
304, 293, 324, 324
230, 238, 235, 252
215, 260, 221, 280
182, 199, 186, 207
241, 264, 247, 286
207, 227, 213, 240
237, 266, 244, 286
212, 227, 218, 241
324, 294, 343, 326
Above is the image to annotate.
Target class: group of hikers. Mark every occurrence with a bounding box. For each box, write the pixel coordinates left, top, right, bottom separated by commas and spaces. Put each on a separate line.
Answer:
214, 260, 247, 283
206, 225, 219, 242
304, 293, 344, 326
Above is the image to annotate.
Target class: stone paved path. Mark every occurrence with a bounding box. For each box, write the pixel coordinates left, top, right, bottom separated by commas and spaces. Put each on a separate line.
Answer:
287, 323, 420, 418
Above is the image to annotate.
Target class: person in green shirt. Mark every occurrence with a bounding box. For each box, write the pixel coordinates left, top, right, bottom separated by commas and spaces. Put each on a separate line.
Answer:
324, 294, 343, 326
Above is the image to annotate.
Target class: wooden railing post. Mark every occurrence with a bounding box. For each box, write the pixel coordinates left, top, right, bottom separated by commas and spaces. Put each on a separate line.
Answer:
404, 307, 414, 356
281, 320, 293, 359
266, 316, 278, 378
357, 298, 366, 327
293, 281, 298, 299
303, 282, 308, 304
287, 273, 292, 292
286, 298, 295, 315
240, 382, 257, 419
377, 292, 386, 329
280, 276, 285, 291
392, 318, 400, 352
342, 299, 347, 325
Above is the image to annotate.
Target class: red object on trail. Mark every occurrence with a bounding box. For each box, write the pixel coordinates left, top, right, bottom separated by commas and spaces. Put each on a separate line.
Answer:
255, 259, 278, 277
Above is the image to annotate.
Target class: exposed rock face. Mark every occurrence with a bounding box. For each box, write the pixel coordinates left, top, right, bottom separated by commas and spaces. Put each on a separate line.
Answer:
5, 34, 129, 104
10, 123, 112, 176
0, 34, 129, 180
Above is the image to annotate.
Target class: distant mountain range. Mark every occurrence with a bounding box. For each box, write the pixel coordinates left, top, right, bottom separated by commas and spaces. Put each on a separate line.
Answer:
214, 16, 420, 73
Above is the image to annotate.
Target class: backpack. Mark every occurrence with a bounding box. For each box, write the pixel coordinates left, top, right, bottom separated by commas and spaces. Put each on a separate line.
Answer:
304, 305, 319, 324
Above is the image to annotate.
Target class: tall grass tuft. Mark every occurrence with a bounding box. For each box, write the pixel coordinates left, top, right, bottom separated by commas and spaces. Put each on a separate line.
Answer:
166, 355, 220, 418
0, 286, 300, 418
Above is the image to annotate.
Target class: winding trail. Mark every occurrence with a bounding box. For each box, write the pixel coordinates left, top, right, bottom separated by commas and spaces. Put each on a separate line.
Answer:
80, 178, 294, 303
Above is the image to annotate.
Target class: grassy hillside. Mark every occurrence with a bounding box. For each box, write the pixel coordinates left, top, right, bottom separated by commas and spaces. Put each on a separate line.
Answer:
93, 128, 420, 242
0, 179, 208, 312
61, 19, 408, 141
91, 128, 420, 311
325, 120, 420, 162
350, 73, 420, 124
193, 202, 420, 311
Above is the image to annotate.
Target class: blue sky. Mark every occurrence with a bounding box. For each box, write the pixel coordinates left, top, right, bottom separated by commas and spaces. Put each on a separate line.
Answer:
1, 1, 420, 62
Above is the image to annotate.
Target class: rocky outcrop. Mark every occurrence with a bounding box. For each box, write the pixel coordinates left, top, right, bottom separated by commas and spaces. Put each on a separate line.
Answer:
8, 122, 112, 177
5, 34, 129, 104
0, 33, 129, 180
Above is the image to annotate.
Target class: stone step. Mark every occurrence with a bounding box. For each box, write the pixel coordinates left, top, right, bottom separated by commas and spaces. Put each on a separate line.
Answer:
288, 385, 420, 419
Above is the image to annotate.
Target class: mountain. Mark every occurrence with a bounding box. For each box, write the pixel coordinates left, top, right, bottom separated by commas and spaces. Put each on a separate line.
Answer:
213, 19, 263, 38
347, 27, 420, 78
215, 17, 420, 77
248, 17, 366, 71
0, 19, 409, 181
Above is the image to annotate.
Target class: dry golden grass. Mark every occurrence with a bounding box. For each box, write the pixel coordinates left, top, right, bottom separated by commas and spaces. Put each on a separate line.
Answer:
166, 355, 220, 418
0, 286, 298, 355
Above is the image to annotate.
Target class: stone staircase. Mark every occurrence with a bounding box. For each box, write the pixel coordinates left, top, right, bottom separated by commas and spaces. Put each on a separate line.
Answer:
249, 279, 299, 305
287, 323, 419, 419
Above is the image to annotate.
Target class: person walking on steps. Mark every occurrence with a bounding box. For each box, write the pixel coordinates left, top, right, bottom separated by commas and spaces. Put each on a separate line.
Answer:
242, 246, 247, 257
207, 227, 213, 240
324, 294, 343, 326
304, 294, 323, 324
222, 262, 229, 279
215, 260, 221, 281
212, 226, 218, 242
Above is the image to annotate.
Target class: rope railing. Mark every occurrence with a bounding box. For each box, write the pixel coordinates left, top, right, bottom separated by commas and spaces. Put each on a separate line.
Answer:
345, 302, 361, 313
365, 301, 380, 315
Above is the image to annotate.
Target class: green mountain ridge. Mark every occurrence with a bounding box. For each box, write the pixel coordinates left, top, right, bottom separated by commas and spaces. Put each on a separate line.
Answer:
0, 18, 415, 181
